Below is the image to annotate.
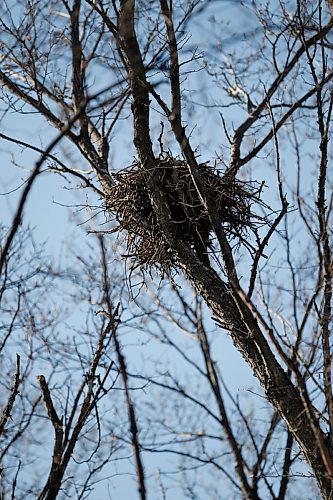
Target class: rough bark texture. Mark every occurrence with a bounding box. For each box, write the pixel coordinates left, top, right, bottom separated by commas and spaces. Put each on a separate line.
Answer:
178, 251, 332, 498
114, 2, 333, 497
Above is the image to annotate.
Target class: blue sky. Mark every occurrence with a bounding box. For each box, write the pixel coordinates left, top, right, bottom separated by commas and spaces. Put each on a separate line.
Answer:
1, 1, 326, 498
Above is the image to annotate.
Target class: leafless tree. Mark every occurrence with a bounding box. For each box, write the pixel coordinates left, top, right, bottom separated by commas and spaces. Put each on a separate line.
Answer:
1, 0, 333, 498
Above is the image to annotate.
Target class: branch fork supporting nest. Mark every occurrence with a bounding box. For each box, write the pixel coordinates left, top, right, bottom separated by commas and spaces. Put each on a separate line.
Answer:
107, 156, 267, 272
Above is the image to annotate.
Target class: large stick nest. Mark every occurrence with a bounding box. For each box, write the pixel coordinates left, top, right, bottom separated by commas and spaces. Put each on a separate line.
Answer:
107, 157, 266, 272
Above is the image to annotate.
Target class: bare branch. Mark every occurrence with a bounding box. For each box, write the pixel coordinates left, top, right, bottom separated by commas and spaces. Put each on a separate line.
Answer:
0, 355, 21, 436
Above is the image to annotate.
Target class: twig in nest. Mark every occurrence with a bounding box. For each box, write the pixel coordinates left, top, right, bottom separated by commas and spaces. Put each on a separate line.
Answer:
106, 154, 268, 273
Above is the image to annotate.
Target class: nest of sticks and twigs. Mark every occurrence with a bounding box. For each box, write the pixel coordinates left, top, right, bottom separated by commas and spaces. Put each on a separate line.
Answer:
107, 157, 267, 272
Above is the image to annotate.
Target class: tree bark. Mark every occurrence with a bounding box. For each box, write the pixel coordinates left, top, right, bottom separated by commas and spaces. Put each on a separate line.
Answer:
174, 243, 333, 498
115, 2, 333, 497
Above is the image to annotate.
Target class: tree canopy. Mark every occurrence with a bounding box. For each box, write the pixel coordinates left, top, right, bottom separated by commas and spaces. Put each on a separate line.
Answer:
0, 1, 333, 498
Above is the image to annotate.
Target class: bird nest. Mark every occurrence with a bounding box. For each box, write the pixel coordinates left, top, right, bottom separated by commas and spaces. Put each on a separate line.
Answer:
106, 157, 266, 272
